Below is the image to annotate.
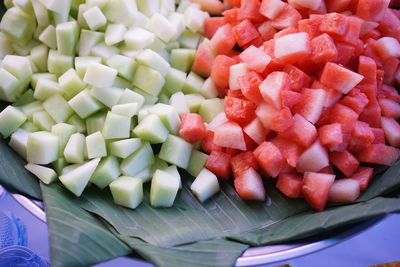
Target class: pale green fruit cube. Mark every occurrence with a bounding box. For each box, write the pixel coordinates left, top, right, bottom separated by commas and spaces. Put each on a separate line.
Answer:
64, 133, 85, 163
9, 128, 29, 159
200, 77, 218, 99
20, 121, 39, 132
91, 155, 121, 189
163, 68, 186, 94
68, 89, 103, 119
183, 6, 208, 34
0, 68, 20, 97
77, 4, 90, 29
191, 168, 220, 202
185, 94, 205, 113
90, 87, 123, 109
146, 13, 176, 43
13, 89, 35, 107
48, 49, 74, 75
61, 163, 84, 175
182, 72, 204, 94
86, 131, 107, 159
0, 7, 35, 45
33, 78, 62, 101
20, 101, 43, 120
0, 106, 26, 138
90, 42, 120, 62
83, 6, 107, 31
124, 27, 155, 50
150, 169, 179, 208
111, 103, 139, 117
136, 49, 170, 77
105, 24, 127, 46
27, 131, 59, 164
187, 150, 208, 177
158, 93, 170, 105
199, 98, 224, 123
78, 30, 104, 57
52, 157, 67, 175
133, 114, 168, 143
104, 0, 138, 27
67, 114, 86, 133
59, 158, 101, 196
164, 165, 182, 189
150, 155, 169, 175
147, 37, 167, 53
110, 176, 143, 209
31, 73, 57, 89
159, 135, 192, 169
102, 111, 131, 139
169, 12, 185, 41
149, 103, 181, 134
135, 167, 152, 182
31, 0, 50, 26
137, 0, 160, 17
86, 0, 109, 9
137, 105, 152, 122
13, 38, 40, 57
56, 20, 79, 56
106, 55, 137, 82
86, 112, 106, 135
58, 68, 86, 100
113, 77, 134, 90
169, 92, 189, 115
38, 25, 57, 49
84, 62, 118, 88
170, 48, 195, 72
178, 29, 201, 49
0, 32, 13, 60
133, 65, 165, 96
51, 123, 77, 157
75, 56, 103, 79
43, 94, 74, 123
165, 41, 180, 52
2, 55, 32, 82
43, 0, 72, 22
109, 138, 142, 159
30, 44, 48, 73
32, 111, 56, 131
25, 163, 58, 184
134, 87, 159, 105
120, 142, 154, 176
160, 0, 175, 17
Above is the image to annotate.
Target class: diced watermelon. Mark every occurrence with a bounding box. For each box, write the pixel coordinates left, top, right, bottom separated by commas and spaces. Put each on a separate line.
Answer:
271, 4, 302, 29
336, 16, 362, 46
282, 90, 302, 109
319, 12, 349, 37
214, 121, 246, 151
192, 0, 225, 15
279, 113, 317, 147
255, 102, 294, 132
329, 150, 360, 176
211, 55, 237, 89
377, 8, 400, 40
340, 88, 369, 114
257, 21, 277, 41
234, 168, 266, 201
210, 24, 236, 55
222, 8, 240, 25
326, 0, 352, 12
348, 120, 375, 153
378, 84, 400, 103
238, 71, 263, 104
204, 17, 226, 39
283, 64, 312, 91
334, 42, 356, 65
302, 172, 335, 211
311, 33, 338, 64
358, 56, 378, 95
298, 16, 323, 39
349, 166, 374, 191
318, 123, 343, 147
320, 62, 364, 94
293, 88, 326, 124
206, 150, 232, 179
243, 117, 270, 145
276, 172, 303, 198
297, 139, 330, 172
357, 143, 400, 166
359, 99, 382, 128
328, 103, 359, 134
274, 32, 311, 64
227, 89, 246, 99
374, 37, 400, 61
192, 42, 215, 77
231, 151, 259, 178
179, 113, 206, 144
233, 19, 260, 47
253, 141, 286, 178
320, 164, 335, 174
270, 137, 302, 167
379, 98, 400, 119
356, 0, 390, 21
259, 71, 291, 109
259, 0, 286, 19
239, 46, 271, 73
224, 96, 256, 126
381, 116, 400, 147
290, 0, 322, 10
372, 127, 386, 144
237, 0, 266, 23
311, 80, 343, 108
202, 131, 223, 153
328, 179, 360, 203
274, 27, 299, 39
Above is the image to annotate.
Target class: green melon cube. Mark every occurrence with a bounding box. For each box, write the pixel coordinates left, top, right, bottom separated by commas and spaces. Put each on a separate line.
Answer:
20, 101, 43, 120
187, 150, 208, 177
111, 103, 138, 117
86, 131, 107, 159
159, 135, 192, 169
133, 65, 165, 96
27, 131, 59, 164
133, 114, 169, 144
147, 37, 167, 53
104, 0, 138, 27
90, 155, 121, 189
59, 158, 101, 196
200, 77, 218, 99
105, 24, 127, 46
190, 168, 220, 202
137, 0, 160, 17
48, 49, 74, 75
0, 7, 35, 45
86, 112, 106, 135
124, 27, 155, 50
137, 105, 152, 122
58, 68, 86, 100
150, 155, 169, 175
182, 72, 204, 94
32, 111, 56, 131
90, 87, 123, 109
30, 44, 48, 73
146, 13, 176, 43
9, 128, 29, 159
150, 169, 179, 208
13, 38, 40, 57
83, 6, 107, 31
0, 106, 26, 138
163, 67, 186, 94
52, 157, 67, 175
102, 111, 131, 139
110, 176, 143, 209
33, 78, 62, 101
198, 98, 224, 123
51, 123, 77, 157
169, 92, 189, 115
109, 138, 142, 158
2, 55, 32, 83
61, 163, 84, 175
31, 73, 57, 89
20, 121, 39, 132
38, 25, 57, 50
183, 6, 208, 34
164, 165, 182, 189
78, 30, 104, 57
120, 142, 154, 176
169, 12, 185, 41
63, 133, 85, 163
0, 68, 20, 98
56, 20, 79, 56
135, 167, 152, 182
68, 89, 103, 119
149, 103, 181, 134
158, 92, 170, 104
91, 42, 120, 62
32, 0, 51, 26
170, 48, 195, 73
178, 29, 201, 49
75, 56, 103, 79
84, 62, 118, 88
106, 54, 137, 82
165, 41, 180, 52
134, 88, 159, 105
25, 163, 58, 184
113, 77, 134, 90
77, 3, 90, 29
43, 94, 74, 123
136, 49, 170, 77
13, 89, 35, 107
185, 94, 205, 113
67, 114, 86, 133
0, 32, 13, 59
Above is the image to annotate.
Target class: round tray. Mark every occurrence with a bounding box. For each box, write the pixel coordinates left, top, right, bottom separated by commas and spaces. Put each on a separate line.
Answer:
11, 193, 382, 266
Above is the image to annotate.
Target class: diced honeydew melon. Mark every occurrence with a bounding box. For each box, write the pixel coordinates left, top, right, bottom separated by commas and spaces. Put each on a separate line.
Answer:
33, 78, 62, 101
199, 98, 224, 123
158, 93, 170, 104
25, 163, 58, 184
200, 78, 218, 99
86, 0, 109, 9
160, 0, 175, 17
159, 135, 192, 169
27, 131, 59, 164
47, 49, 74, 75
113, 77, 134, 90
136, 49, 170, 77
133, 114, 169, 144
165, 41, 180, 52
147, 37, 167, 53
90, 87, 123, 108
67, 114, 86, 133
183, 72, 204, 94
20, 101, 43, 120
135, 167, 152, 182
137, 105, 152, 122
13, 0, 33, 13
86, 112, 106, 135
43, 94, 74, 123
133, 65, 165, 96
105, 24, 127, 46
178, 29, 201, 49
150, 155, 169, 174
13, 89, 35, 107
176, 0, 193, 13
183, 6, 209, 34
75, 56, 102, 79
33, 25, 47, 41
0, 33, 14, 60
56, 20, 79, 56
164, 165, 182, 189
0, 7, 36, 45
169, 92, 189, 115
102, 111, 131, 139
187, 150, 208, 177
2, 55, 32, 83
150, 169, 179, 208
109, 138, 142, 159
77, 4, 90, 29
12, 38, 40, 57
42, 0, 72, 22
170, 48, 196, 72
133, 87, 159, 105
229, 63, 249, 90
9, 128, 29, 159
3, 0, 13, 9
163, 67, 186, 94
51, 123, 77, 157
124, 27, 155, 50
185, 94, 205, 113
58, 68, 86, 100
106, 55, 137, 82
78, 30, 104, 57
90, 155, 121, 189
111, 103, 139, 117
61, 163, 84, 175
104, 0, 138, 27
63, 132, 85, 163
20, 121, 39, 132
59, 157, 101, 196
31, 73, 57, 90
52, 157, 67, 175
32, 110, 56, 131
30, 48, 48, 75
86, 131, 107, 159
83, 6, 107, 31
68, 89, 103, 119
190, 168, 219, 202
120, 142, 154, 176
110, 176, 143, 209
146, 13, 177, 43
137, 0, 160, 17
84, 62, 118, 88
38, 25, 58, 50
168, 12, 185, 41
0, 68, 20, 98
149, 103, 181, 134
31, 0, 50, 26
0, 106, 26, 138
90, 42, 120, 62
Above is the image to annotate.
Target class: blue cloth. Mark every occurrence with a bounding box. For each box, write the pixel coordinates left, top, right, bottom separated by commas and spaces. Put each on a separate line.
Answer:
0, 246, 49, 267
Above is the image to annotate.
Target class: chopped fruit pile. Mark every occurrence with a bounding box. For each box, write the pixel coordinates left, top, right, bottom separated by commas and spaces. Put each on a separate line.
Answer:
185, 0, 400, 211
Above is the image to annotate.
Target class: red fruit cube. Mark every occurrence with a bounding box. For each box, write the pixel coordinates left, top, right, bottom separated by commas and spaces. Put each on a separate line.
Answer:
328, 179, 361, 203
311, 33, 338, 64
231, 151, 259, 178
279, 113, 317, 147
238, 71, 263, 105
328, 103, 359, 134
222, 8, 240, 25
258, 21, 277, 41
379, 98, 400, 119
179, 113, 207, 144
224, 96, 256, 126
274, 26, 298, 39
302, 172, 336, 211
358, 144, 400, 166
330, 133, 351, 152
359, 99, 382, 128
211, 55, 237, 90
381, 117, 400, 147
298, 16, 323, 39
210, 24, 236, 55
340, 89, 369, 114
243, 118, 270, 145
239, 45, 271, 73
349, 120, 375, 153
371, 127, 385, 144
270, 137, 302, 168
206, 150, 232, 179
349, 167, 374, 191
276, 173, 303, 198
297, 140, 330, 172
282, 90, 302, 110
274, 32, 311, 64
227, 89, 246, 99
255, 103, 294, 133
234, 168, 266, 201
233, 19, 260, 47
318, 123, 343, 147
204, 17, 226, 39
191, 43, 215, 78
237, 0, 265, 23
326, 0, 351, 12
214, 121, 246, 151
334, 42, 356, 66
259, 0, 286, 20
271, 4, 302, 30
358, 56, 377, 92
225, 148, 241, 157
253, 142, 286, 178
319, 13, 348, 36
293, 88, 326, 124
283, 64, 312, 91
202, 131, 223, 153
259, 71, 291, 109
356, 0, 390, 21
374, 37, 400, 61
329, 150, 360, 177
320, 63, 364, 94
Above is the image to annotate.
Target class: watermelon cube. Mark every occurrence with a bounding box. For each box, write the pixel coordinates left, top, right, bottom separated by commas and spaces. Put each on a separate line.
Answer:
230, 151, 259, 178
279, 113, 317, 148
318, 123, 343, 147
234, 168, 266, 201
238, 71, 263, 105
255, 103, 294, 133
297, 140, 329, 172
358, 144, 400, 166
311, 33, 338, 64
259, 0, 286, 20
206, 150, 232, 179
270, 137, 302, 168
372, 127, 385, 144
201, 131, 223, 153
210, 24, 235, 55
191, 42, 215, 78
328, 103, 359, 134
232, 19, 260, 47
348, 167, 373, 191
294, 88, 326, 124
276, 173, 303, 198
179, 113, 206, 144
283, 64, 311, 91
320, 63, 364, 94
319, 12, 349, 37
211, 55, 237, 90
329, 150, 360, 177
274, 32, 311, 64
259, 71, 291, 109
224, 96, 256, 126
302, 172, 335, 211
381, 117, 400, 147
328, 179, 360, 203
340, 89, 369, 115
349, 120, 375, 153
239, 46, 271, 73
243, 118, 270, 145
253, 141, 286, 178
379, 98, 400, 119
213, 121, 246, 151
